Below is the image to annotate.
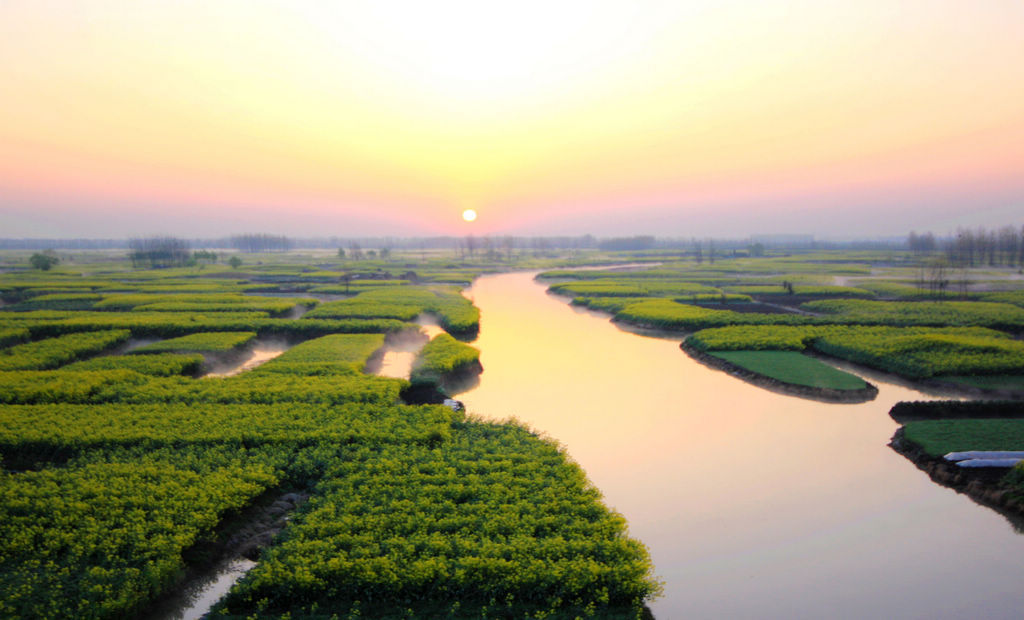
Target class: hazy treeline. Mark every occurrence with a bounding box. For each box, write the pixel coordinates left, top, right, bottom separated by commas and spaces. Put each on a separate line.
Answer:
3, 230, 1022, 261
230, 234, 293, 253
910, 226, 1024, 267
128, 237, 190, 268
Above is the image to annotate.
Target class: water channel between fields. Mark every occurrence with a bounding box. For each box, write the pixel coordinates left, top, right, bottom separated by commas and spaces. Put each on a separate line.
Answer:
457, 271, 1024, 620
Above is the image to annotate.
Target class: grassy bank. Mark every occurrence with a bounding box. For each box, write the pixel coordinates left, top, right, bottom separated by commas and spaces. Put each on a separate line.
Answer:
708, 350, 867, 390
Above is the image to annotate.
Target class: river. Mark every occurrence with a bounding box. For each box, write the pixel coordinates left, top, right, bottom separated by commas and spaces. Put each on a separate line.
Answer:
457, 271, 1024, 620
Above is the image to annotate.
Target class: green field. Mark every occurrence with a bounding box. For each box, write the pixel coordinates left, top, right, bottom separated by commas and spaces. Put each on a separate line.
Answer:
411, 333, 481, 384
709, 350, 867, 390
131, 331, 256, 354
0, 249, 658, 618
903, 419, 1024, 457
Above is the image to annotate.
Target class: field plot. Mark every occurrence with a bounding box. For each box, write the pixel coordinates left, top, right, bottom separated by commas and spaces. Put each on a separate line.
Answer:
0, 251, 658, 618
709, 350, 867, 390
132, 331, 256, 354
411, 333, 482, 385
216, 422, 659, 619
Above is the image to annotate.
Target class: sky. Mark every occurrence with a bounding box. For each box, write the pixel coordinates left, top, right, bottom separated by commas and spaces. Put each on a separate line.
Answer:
1, 0, 1022, 239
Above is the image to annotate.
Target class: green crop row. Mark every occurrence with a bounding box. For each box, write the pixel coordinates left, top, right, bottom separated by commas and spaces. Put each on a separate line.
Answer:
803, 299, 1024, 329
0, 460, 278, 619
538, 268, 691, 280
3, 312, 403, 339
411, 334, 481, 384
305, 298, 422, 321
723, 285, 875, 297
251, 334, 386, 375
0, 330, 130, 371
24, 293, 105, 302
615, 299, 813, 331
0, 403, 458, 463
0, 369, 404, 407
92, 293, 284, 310
62, 353, 204, 376
0, 328, 29, 349
550, 279, 721, 298
116, 374, 405, 406
852, 281, 978, 300
686, 325, 1023, 379
572, 297, 656, 313
217, 422, 658, 618
607, 296, 1024, 333
813, 330, 1024, 379
131, 331, 256, 354
0, 369, 151, 404
980, 290, 1024, 307
305, 286, 479, 335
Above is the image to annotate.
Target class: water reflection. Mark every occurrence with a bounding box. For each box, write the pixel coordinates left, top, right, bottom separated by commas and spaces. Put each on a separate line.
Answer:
458, 271, 1024, 620
149, 558, 255, 620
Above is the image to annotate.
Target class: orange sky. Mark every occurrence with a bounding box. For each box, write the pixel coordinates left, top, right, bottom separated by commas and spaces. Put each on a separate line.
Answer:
1, 1, 1022, 238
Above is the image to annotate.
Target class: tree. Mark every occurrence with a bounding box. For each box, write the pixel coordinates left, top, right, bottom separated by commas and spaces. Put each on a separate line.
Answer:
231, 234, 292, 253
128, 237, 189, 268
228, 256, 243, 269
926, 256, 950, 298
379, 247, 391, 259
337, 247, 346, 259
29, 251, 59, 271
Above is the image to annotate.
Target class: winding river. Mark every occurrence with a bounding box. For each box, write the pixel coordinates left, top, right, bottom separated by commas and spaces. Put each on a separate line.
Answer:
458, 271, 1024, 620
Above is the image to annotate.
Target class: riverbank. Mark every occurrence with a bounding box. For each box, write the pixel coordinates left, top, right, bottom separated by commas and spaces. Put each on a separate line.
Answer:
680, 341, 878, 403
889, 428, 1024, 521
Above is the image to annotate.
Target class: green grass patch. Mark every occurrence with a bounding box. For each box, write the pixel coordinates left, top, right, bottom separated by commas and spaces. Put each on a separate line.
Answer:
709, 350, 867, 390
903, 419, 1024, 457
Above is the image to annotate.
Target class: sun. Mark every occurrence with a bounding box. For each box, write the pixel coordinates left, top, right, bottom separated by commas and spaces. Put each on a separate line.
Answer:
462, 209, 478, 222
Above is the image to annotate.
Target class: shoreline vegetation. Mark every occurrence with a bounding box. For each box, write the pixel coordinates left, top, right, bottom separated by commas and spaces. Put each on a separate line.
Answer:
680, 341, 878, 403
538, 255, 1024, 401
889, 401, 1024, 522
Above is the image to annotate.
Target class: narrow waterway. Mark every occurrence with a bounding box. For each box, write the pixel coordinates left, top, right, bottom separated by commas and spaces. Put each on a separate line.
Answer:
458, 271, 1024, 620
203, 343, 288, 377
372, 317, 448, 379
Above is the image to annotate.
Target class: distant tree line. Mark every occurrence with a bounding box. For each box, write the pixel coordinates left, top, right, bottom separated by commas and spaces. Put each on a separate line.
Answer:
128, 237, 190, 268
598, 236, 655, 251
231, 234, 292, 253
909, 226, 1024, 267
